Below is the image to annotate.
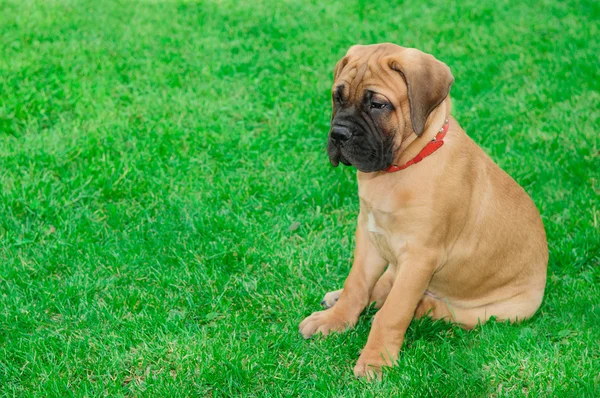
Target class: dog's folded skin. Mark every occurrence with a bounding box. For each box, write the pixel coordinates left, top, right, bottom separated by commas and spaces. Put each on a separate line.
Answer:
299, 43, 548, 381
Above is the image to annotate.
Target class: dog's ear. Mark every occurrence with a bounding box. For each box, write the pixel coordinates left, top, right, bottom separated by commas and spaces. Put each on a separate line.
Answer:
386, 48, 454, 136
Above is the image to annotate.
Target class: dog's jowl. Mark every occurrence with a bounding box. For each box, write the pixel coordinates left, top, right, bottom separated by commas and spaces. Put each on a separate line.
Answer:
299, 43, 548, 380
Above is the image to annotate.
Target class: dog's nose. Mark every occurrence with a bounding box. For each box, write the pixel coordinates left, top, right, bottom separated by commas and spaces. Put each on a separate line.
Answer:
330, 126, 352, 142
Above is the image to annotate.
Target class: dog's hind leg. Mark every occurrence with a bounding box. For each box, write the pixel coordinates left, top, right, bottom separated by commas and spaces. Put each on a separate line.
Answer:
369, 264, 395, 308
414, 290, 542, 329
320, 288, 343, 309
321, 264, 396, 309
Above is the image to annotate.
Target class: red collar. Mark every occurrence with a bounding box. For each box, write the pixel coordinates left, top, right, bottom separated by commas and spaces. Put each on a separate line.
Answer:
385, 119, 450, 173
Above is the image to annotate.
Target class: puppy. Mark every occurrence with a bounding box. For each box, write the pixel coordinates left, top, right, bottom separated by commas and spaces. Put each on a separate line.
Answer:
299, 43, 548, 380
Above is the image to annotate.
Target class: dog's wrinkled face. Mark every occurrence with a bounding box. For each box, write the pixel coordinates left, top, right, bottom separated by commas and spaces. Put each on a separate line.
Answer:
327, 75, 398, 172
327, 43, 454, 172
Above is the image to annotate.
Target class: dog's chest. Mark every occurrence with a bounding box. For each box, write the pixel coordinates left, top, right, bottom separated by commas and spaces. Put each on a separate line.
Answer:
363, 208, 398, 263
367, 212, 384, 234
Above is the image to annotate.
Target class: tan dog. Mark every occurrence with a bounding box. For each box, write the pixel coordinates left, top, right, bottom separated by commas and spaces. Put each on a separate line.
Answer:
299, 43, 548, 380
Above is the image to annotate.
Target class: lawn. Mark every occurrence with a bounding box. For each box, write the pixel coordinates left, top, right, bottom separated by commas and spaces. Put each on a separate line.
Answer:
0, 0, 599, 396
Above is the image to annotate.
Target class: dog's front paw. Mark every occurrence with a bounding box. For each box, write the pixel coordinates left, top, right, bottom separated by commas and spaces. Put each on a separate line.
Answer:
353, 349, 395, 381
299, 308, 355, 339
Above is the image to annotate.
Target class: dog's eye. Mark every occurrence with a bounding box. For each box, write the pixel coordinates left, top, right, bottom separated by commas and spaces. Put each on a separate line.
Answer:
371, 102, 387, 110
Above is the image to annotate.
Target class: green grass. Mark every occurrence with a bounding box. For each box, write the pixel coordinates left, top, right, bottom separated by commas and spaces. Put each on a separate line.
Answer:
1, 0, 599, 396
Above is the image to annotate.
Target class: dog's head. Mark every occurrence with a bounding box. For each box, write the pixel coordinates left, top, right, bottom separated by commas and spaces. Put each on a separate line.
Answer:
327, 43, 454, 172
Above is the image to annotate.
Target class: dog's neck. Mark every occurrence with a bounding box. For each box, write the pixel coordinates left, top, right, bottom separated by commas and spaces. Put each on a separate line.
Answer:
392, 98, 452, 168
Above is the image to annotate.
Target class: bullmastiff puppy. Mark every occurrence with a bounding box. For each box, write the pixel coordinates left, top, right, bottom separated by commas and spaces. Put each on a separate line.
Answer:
299, 43, 548, 380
